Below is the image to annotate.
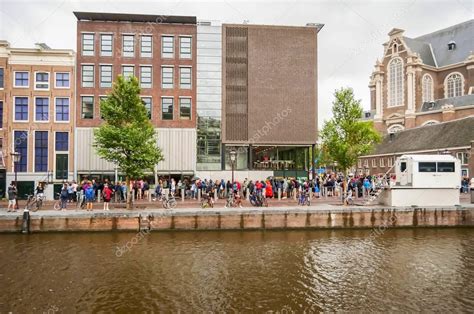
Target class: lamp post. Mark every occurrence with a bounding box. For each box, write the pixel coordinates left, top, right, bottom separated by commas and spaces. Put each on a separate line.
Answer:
230, 148, 237, 183
10, 151, 21, 209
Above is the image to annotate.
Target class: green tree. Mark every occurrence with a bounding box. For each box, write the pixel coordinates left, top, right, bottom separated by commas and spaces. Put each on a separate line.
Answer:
94, 75, 163, 209
320, 87, 381, 176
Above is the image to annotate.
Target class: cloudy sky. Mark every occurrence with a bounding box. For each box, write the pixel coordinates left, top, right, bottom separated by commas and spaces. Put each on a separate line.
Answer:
0, 0, 472, 127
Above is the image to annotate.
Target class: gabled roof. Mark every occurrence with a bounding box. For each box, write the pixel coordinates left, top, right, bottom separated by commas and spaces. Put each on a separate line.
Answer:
403, 19, 473, 67
367, 116, 474, 155
73, 12, 196, 24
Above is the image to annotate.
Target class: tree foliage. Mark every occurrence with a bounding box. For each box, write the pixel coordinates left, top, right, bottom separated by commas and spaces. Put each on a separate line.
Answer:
320, 87, 381, 173
94, 76, 163, 207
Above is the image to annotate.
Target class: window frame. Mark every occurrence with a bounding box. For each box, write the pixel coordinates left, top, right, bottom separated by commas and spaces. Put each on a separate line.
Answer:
388, 57, 404, 107
140, 35, 153, 58
122, 65, 135, 80
34, 71, 50, 91
161, 96, 174, 120
179, 36, 192, 59
418, 162, 437, 173
140, 65, 152, 89
161, 66, 174, 89
80, 95, 94, 119
141, 96, 152, 119
0, 67, 4, 89
81, 32, 95, 56
34, 130, 49, 173
444, 72, 464, 98
13, 71, 30, 88
54, 97, 70, 123
179, 66, 192, 89
179, 97, 192, 120
55, 131, 69, 152
13, 130, 28, 172
100, 33, 113, 57
161, 35, 175, 58
81, 64, 95, 88
122, 34, 135, 58
422, 73, 433, 103
54, 72, 70, 89
100, 64, 113, 88
13, 96, 29, 122
33, 96, 50, 123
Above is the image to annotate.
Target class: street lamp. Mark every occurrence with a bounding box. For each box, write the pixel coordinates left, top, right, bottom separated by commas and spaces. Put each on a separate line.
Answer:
10, 151, 21, 209
230, 148, 237, 183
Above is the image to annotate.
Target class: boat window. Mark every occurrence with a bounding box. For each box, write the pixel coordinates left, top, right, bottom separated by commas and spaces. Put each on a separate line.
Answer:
400, 162, 407, 172
437, 162, 455, 172
418, 162, 436, 172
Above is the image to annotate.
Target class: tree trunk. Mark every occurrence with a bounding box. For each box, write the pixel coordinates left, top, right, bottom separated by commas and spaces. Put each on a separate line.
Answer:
343, 169, 349, 206
126, 175, 132, 210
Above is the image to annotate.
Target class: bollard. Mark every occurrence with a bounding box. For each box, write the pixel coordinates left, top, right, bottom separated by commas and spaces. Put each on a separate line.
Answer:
198, 189, 201, 202
182, 188, 185, 202
214, 189, 218, 202
278, 188, 281, 201
97, 190, 101, 202
325, 187, 328, 198
21, 209, 30, 234
148, 191, 152, 202
293, 190, 297, 200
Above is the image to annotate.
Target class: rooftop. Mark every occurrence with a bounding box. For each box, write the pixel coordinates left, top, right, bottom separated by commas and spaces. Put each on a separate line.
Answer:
73, 11, 196, 24
421, 94, 474, 112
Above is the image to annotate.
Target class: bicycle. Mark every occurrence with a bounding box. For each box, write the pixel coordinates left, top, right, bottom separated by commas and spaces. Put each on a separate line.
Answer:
160, 194, 177, 209
76, 191, 86, 209
24, 194, 42, 212
298, 191, 311, 206
201, 192, 214, 208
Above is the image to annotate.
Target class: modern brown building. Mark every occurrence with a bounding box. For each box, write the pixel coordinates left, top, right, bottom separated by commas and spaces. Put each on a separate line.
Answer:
0, 41, 75, 198
217, 23, 323, 178
367, 20, 474, 134
73, 12, 197, 181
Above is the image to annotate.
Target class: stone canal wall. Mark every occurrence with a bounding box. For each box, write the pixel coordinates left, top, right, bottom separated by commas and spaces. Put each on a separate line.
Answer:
0, 206, 473, 233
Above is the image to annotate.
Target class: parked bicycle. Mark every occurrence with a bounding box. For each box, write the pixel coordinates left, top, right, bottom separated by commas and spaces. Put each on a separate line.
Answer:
160, 194, 177, 209
201, 192, 214, 208
24, 194, 42, 212
298, 191, 311, 206
249, 192, 268, 207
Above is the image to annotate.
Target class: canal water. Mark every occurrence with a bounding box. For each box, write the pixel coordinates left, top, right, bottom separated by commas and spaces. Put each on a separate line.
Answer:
1, 228, 473, 312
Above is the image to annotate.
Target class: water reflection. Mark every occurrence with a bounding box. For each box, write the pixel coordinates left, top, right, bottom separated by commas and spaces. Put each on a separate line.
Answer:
0, 229, 473, 312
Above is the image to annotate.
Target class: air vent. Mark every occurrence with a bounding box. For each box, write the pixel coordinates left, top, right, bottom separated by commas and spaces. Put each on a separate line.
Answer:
448, 40, 456, 51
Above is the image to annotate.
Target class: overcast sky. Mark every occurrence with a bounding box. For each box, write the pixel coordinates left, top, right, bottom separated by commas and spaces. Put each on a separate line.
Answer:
0, 0, 472, 127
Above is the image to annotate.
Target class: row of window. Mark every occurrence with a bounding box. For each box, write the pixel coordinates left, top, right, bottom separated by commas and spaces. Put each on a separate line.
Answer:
81, 64, 191, 89
80, 95, 191, 120
13, 130, 69, 173
82, 33, 192, 59
2, 71, 70, 90
359, 157, 395, 169
11, 97, 70, 122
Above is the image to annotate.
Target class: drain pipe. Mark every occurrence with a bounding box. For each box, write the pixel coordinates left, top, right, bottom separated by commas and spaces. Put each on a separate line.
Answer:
21, 209, 30, 234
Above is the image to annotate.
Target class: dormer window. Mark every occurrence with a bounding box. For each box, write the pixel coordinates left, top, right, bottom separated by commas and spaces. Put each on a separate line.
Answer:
448, 41, 456, 51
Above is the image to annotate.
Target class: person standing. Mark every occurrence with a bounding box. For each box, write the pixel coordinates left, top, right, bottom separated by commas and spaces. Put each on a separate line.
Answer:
102, 183, 112, 211
7, 182, 17, 212
85, 182, 95, 211
60, 183, 69, 211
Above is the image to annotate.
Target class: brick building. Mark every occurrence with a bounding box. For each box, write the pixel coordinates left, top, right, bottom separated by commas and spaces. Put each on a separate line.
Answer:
73, 12, 197, 181
0, 41, 75, 199
367, 20, 474, 133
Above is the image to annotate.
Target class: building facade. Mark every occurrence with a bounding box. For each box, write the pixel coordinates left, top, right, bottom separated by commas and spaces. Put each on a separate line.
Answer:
74, 12, 197, 181
368, 20, 474, 134
0, 41, 75, 199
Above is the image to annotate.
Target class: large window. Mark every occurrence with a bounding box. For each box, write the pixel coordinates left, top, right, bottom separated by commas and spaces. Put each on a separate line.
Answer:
81, 96, 94, 119
100, 65, 113, 88
179, 67, 191, 89
446, 73, 463, 98
35, 72, 49, 90
35, 97, 49, 121
55, 132, 68, 151
14, 72, 29, 87
437, 162, 455, 173
141, 35, 152, 58
55, 72, 70, 88
161, 97, 173, 120
34, 131, 48, 172
56, 154, 68, 180
179, 36, 192, 59
140, 66, 152, 88
82, 33, 94, 56
55, 98, 69, 122
422, 74, 433, 103
418, 162, 436, 172
0, 68, 4, 88
161, 36, 174, 58
456, 152, 469, 165
81, 65, 94, 88
161, 66, 173, 89
141, 97, 152, 119
179, 97, 191, 120
122, 35, 135, 57
14, 97, 28, 121
122, 65, 134, 80
389, 58, 403, 107
14, 131, 28, 172
100, 34, 113, 57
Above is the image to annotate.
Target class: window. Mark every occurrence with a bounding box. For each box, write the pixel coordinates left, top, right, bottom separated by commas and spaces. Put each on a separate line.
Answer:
161, 36, 174, 58
55, 98, 69, 122
445, 73, 463, 98
161, 97, 173, 120
122, 65, 134, 80
55, 132, 68, 151
179, 36, 192, 59
14, 72, 29, 87
81, 96, 94, 119
0, 101, 3, 128
141, 35, 152, 58
363, 159, 369, 168
81, 65, 94, 88
400, 161, 407, 172
100, 65, 113, 88
142, 97, 152, 119
437, 162, 455, 173
100, 34, 113, 57
140, 66, 152, 88
419, 162, 436, 172
35, 97, 49, 121
358, 159, 362, 168
422, 120, 439, 126
422, 74, 433, 103
456, 152, 468, 165
389, 58, 403, 107
179, 67, 191, 89
56, 154, 68, 180
0, 68, 4, 88
55, 72, 70, 88
387, 124, 404, 134
161, 66, 173, 88
82, 33, 94, 56
14, 97, 28, 121
35, 72, 49, 90
179, 98, 191, 120
14, 131, 28, 172
388, 157, 394, 167
379, 158, 385, 167
34, 131, 48, 172
371, 159, 376, 168
122, 35, 135, 57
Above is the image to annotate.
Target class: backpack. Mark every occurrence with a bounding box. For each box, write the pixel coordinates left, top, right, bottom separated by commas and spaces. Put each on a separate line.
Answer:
85, 187, 94, 199
60, 188, 68, 199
